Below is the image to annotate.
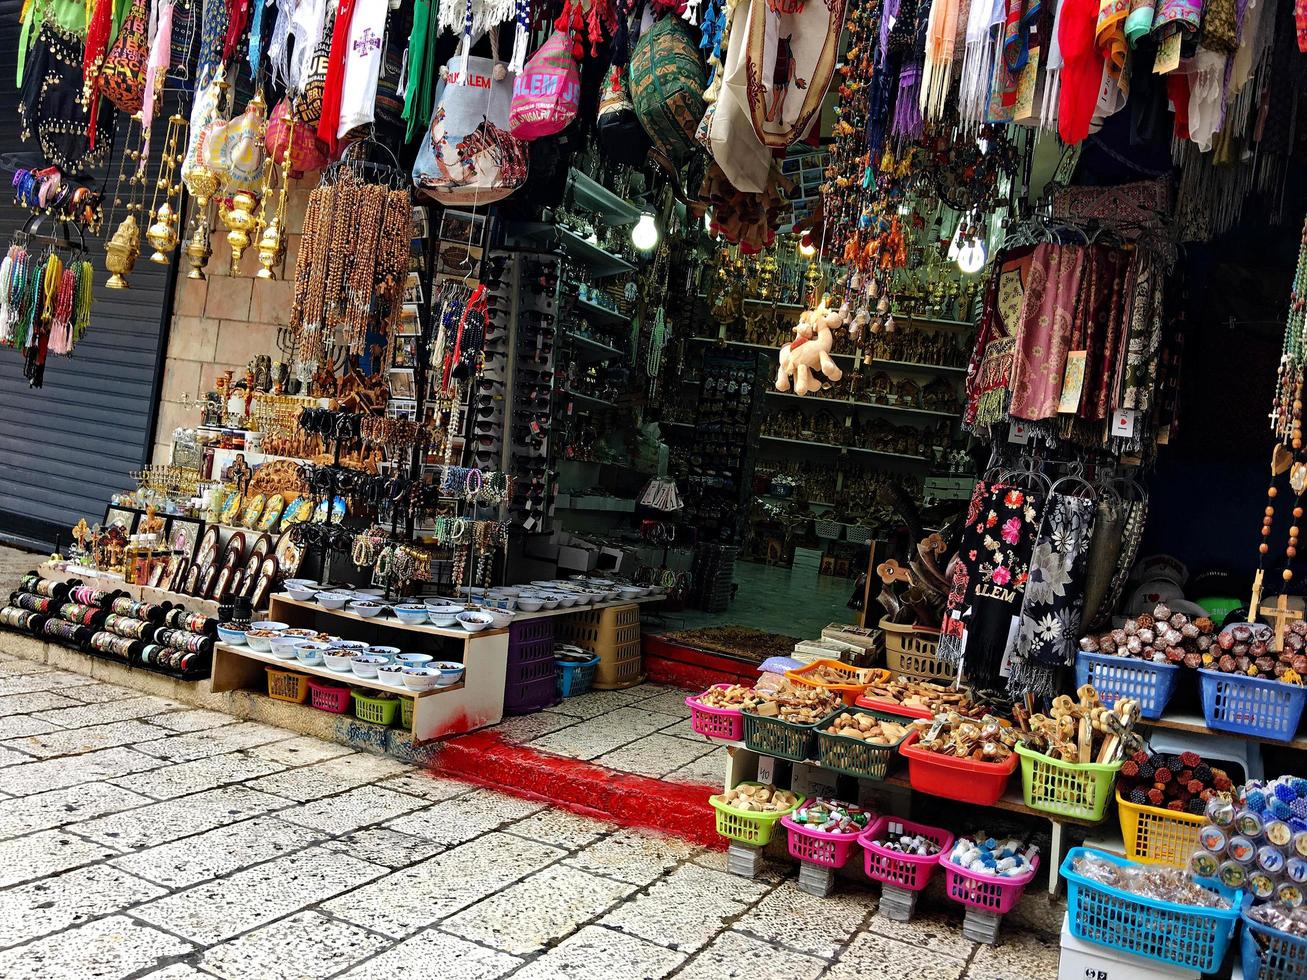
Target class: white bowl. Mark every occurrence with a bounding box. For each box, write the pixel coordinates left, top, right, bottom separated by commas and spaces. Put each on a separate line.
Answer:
349, 601, 384, 619
294, 641, 329, 666
426, 604, 464, 627
497, 588, 522, 597
322, 651, 355, 672
537, 595, 560, 610
376, 663, 406, 683
430, 660, 466, 687
395, 653, 433, 667
316, 592, 353, 610
515, 596, 544, 612
244, 629, 283, 653
456, 611, 494, 633
393, 605, 430, 625
283, 579, 317, 589
350, 655, 389, 678
327, 639, 368, 652
364, 645, 401, 660
352, 587, 386, 598
484, 608, 514, 628
400, 667, 440, 691
268, 634, 304, 659
285, 585, 319, 602
216, 624, 247, 645
250, 620, 288, 632
618, 587, 644, 600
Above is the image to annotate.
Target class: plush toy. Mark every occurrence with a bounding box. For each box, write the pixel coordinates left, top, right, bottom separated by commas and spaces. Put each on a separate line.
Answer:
776, 299, 844, 396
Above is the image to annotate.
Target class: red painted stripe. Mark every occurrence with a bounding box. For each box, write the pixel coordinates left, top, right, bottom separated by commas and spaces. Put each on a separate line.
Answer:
429, 729, 727, 849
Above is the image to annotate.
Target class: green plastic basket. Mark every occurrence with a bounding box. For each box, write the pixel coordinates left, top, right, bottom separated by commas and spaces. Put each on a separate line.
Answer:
400, 696, 414, 731
815, 707, 914, 781
741, 709, 827, 762
352, 689, 401, 726
709, 782, 805, 846
1016, 743, 1121, 821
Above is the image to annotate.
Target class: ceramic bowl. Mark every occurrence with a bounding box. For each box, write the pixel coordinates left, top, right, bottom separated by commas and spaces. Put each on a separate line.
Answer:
484, 608, 514, 628
283, 579, 317, 590
430, 660, 466, 686
353, 587, 386, 598
243, 628, 284, 653
322, 651, 355, 673
268, 634, 304, 659
618, 586, 644, 600
426, 604, 465, 627
395, 653, 433, 667
376, 663, 406, 683
536, 595, 560, 610
515, 596, 544, 612
497, 587, 522, 597
456, 611, 494, 633
364, 645, 401, 660
400, 667, 440, 691
294, 641, 329, 666
250, 620, 288, 632
326, 639, 368, 652
350, 655, 389, 678
316, 592, 353, 610
349, 601, 384, 619
285, 585, 319, 602
393, 604, 430, 625
216, 624, 247, 645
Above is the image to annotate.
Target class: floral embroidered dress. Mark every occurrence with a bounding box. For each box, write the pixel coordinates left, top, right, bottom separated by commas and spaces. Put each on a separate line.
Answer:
937, 482, 1044, 691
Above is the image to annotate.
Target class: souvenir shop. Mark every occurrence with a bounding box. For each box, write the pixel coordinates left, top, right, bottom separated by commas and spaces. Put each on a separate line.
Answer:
3, 0, 1307, 971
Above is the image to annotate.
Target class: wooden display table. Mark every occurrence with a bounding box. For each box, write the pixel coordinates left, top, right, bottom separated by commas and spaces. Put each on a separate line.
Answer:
210, 593, 509, 743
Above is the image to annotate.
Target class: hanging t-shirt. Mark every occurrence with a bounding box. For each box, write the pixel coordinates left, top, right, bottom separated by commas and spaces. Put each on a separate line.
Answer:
337, 0, 388, 137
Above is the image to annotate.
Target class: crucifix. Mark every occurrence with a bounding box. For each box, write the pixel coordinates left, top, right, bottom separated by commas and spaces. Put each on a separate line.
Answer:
1257, 590, 1303, 652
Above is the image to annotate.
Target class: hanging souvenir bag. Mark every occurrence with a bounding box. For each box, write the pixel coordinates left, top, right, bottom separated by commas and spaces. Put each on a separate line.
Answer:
744, 0, 845, 147
709, 0, 770, 192
629, 16, 706, 161
100, 0, 151, 113
509, 31, 581, 140
204, 94, 269, 194
597, 65, 650, 166
294, 30, 334, 126
266, 98, 330, 178
413, 55, 528, 206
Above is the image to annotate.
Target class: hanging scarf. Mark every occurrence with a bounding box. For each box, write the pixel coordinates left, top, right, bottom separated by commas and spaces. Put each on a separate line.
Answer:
402, 0, 437, 143
1152, 0, 1200, 38
1077, 246, 1131, 425
1009, 242, 1086, 422
1082, 497, 1126, 629
248, 0, 270, 74
893, 63, 925, 139
316, 0, 359, 152
1093, 495, 1148, 628
1058, 0, 1104, 143
83, 0, 116, 144
1125, 0, 1154, 45
1096, 0, 1129, 98
1298, 0, 1307, 54
1114, 251, 1163, 413
1009, 492, 1098, 698
336, 0, 387, 138
960, 0, 1001, 126
223, 0, 252, 63
967, 246, 1035, 431
267, 0, 298, 85
1187, 48, 1229, 151
196, 0, 230, 86
1041, 0, 1069, 128
141, 0, 176, 165
937, 482, 1044, 692
920, 0, 960, 120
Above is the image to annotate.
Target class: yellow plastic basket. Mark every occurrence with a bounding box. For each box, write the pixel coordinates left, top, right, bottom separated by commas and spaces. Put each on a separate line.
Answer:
709, 782, 805, 846
1116, 790, 1206, 867
1015, 743, 1121, 822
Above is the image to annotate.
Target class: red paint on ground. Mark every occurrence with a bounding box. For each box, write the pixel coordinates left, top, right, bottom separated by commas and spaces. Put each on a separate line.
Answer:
429, 729, 726, 849
643, 634, 761, 688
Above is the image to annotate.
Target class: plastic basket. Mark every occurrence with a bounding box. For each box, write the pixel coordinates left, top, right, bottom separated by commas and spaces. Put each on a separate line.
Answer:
1075, 651, 1180, 720
1015, 743, 1121, 821
557, 604, 641, 653
1242, 907, 1307, 980
400, 696, 414, 731
265, 667, 309, 704
1115, 789, 1204, 868
685, 684, 745, 741
1060, 847, 1240, 973
859, 816, 954, 892
509, 617, 555, 645
709, 783, 804, 846
592, 643, 643, 689
306, 678, 351, 714
854, 692, 935, 720
1198, 669, 1307, 742
742, 708, 827, 762
880, 619, 954, 683
781, 814, 863, 869
814, 518, 844, 541
785, 661, 889, 705
899, 741, 1019, 806
556, 654, 600, 698
815, 709, 915, 780
844, 525, 873, 545
944, 854, 1039, 914
351, 690, 401, 726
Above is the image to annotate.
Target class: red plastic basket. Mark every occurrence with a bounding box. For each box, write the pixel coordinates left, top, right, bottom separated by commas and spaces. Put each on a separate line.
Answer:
780, 814, 864, 869
307, 678, 352, 714
944, 855, 1040, 914
855, 693, 935, 720
859, 816, 954, 892
898, 741, 1019, 806
685, 684, 745, 741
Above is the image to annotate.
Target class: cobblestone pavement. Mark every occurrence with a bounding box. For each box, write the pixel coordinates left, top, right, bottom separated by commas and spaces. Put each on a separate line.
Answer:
0, 641, 1061, 979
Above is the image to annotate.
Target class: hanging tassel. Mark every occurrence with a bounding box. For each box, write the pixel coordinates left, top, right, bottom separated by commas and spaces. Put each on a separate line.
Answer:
508, 0, 531, 74
891, 64, 924, 141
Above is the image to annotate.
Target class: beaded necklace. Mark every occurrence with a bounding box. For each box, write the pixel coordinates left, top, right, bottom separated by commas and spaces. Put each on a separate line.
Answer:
1273, 217, 1307, 443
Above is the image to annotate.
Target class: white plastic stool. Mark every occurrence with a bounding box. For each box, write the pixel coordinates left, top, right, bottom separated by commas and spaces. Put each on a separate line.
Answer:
1145, 727, 1263, 781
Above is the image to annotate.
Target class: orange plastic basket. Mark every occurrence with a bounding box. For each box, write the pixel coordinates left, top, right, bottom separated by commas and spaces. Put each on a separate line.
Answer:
785, 661, 890, 705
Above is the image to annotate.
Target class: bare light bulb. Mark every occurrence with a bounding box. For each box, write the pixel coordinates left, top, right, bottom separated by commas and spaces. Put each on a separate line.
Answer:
798, 233, 816, 258
957, 238, 987, 274
632, 212, 659, 252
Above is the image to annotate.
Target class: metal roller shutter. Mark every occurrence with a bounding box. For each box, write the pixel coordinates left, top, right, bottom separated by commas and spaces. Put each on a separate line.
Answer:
0, 0, 172, 548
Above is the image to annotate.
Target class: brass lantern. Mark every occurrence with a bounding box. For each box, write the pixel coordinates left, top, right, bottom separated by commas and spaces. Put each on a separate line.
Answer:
220, 190, 259, 275
104, 214, 140, 289
182, 166, 221, 280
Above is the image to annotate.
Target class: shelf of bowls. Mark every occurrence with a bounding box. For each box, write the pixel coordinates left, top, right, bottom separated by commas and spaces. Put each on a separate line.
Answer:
211, 575, 667, 741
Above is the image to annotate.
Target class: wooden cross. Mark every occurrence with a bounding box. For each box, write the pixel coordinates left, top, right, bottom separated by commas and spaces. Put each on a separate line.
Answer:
1257, 591, 1303, 652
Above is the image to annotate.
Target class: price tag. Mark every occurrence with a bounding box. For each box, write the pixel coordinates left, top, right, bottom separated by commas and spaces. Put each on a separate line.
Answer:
1058, 350, 1087, 413
1008, 421, 1031, 444
1111, 409, 1139, 438
1154, 33, 1182, 74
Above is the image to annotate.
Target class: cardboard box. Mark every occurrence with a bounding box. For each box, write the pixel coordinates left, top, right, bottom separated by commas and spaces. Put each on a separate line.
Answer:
556, 545, 597, 572
1058, 914, 1199, 980
790, 762, 839, 801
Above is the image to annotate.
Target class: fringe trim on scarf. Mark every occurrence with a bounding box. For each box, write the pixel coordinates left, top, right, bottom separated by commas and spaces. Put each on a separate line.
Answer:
937, 630, 965, 666
892, 64, 924, 141
1007, 660, 1057, 699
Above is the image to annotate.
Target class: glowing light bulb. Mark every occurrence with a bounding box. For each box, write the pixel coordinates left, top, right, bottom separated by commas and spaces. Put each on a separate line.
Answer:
632, 212, 659, 252
798, 233, 816, 258
946, 223, 962, 261
957, 238, 987, 274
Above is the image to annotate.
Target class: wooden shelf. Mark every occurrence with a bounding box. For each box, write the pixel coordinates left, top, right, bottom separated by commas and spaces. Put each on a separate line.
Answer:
213, 641, 463, 700
268, 594, 508, 641
758, 435, 929, 464
1140, 711, 1307, 750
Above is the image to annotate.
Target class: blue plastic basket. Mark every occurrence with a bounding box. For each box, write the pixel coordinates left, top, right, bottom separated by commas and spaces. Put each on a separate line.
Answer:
1060, 847, 1240, 973
1074, 651, 1181, 720
556, 654, 600, 698
1242, 908, 1307, 980
1198, 669, 1307, 742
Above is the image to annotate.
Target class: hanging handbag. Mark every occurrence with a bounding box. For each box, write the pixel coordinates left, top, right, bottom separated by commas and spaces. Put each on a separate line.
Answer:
295, 29, 334, 126
743, 0, 846, 147
629, 16, 706, 161
100, 0, 151, 113
597, 65, 650, 166
709, 0, 770, 193
265, 97, 330, 177
413, 55, 528, 206
204, 93, 268, 194
509, 31, 581, 140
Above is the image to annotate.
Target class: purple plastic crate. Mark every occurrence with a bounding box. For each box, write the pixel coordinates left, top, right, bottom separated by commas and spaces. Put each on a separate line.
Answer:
503, 650, 559, 715
508, 619, 555, 668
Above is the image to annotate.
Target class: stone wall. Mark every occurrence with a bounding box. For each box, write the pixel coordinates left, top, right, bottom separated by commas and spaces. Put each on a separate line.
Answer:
150, 180, 313, 463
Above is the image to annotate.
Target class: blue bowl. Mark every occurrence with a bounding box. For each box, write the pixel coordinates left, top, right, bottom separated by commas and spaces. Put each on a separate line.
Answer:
216, 624, 247, 645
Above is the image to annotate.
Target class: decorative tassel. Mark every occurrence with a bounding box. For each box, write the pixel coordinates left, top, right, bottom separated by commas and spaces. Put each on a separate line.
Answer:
891, 64, 923, 141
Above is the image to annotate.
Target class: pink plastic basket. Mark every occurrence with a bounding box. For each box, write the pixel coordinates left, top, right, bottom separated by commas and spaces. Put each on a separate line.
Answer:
780, 815, 864, 869
859, 816, 955, 892
685, 684, 745, 741
307, 678, 351, 714
943, 855, 1040, 914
